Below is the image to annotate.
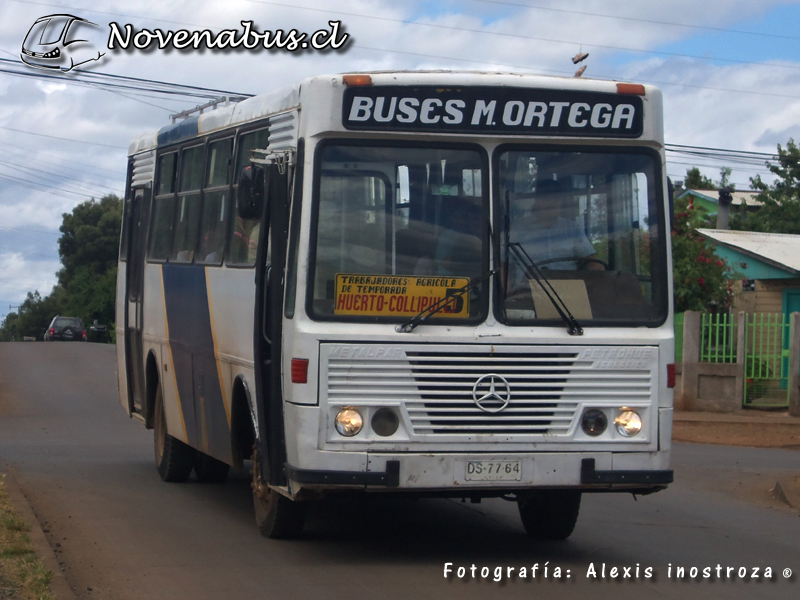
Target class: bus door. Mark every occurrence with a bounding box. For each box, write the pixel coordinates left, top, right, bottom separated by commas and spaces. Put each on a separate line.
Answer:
124, 185, 151, 416
250, 160, 291, 488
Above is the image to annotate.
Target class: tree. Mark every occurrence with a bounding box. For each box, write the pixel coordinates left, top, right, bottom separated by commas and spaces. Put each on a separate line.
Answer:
717, 167, 734, 190
671, 195, 733, 312
731, 139, 800, 234
57, 194, 122, 329
0, 312, 20, 342
684, 167, 715, 190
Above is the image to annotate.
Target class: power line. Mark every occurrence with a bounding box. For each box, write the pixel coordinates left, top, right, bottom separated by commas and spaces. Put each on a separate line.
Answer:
467, 0, 800, 42
666, 143, 776, 157
0, 57, 252, 104
9, 0, 225, 32
0, 125, 127, 149
350, 44, 800, 101
0, 172, 104, 200
666, 160, 772, 175
0, 140, 124, 176
0, 158, 120, 194
69, 64, 253, 99
0, 62, 242, 103
244, 0, 800, 73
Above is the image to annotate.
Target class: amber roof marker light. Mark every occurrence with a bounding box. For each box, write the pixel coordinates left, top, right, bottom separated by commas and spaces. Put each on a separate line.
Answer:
617, 83, 646, 96
343, 75, 373, 86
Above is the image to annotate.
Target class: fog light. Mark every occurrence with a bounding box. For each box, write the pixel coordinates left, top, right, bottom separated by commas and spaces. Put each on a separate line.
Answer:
371, 408, 399, 437
615, 410, 642, 437
335, 408, 363, 437
581, 409, 607, 437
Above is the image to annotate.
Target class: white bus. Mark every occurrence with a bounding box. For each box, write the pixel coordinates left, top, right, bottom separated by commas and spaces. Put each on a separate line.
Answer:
116, 71, 674, 539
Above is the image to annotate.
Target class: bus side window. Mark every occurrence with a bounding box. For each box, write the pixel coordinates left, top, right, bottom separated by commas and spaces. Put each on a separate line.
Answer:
228, 128, 269, 266
197, 138, 232, 265
148, 152, 177, 262
171, 145, 204, 263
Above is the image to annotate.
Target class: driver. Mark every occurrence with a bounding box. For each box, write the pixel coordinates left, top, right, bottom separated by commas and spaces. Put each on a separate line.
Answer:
508, 177, 602, 291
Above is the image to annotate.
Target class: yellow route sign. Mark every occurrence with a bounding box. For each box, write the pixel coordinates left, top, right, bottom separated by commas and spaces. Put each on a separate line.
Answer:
334, 273, 470, 318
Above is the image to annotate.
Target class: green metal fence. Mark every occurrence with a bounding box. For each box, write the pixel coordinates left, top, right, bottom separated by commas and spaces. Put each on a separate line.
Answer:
674, 312, 684, 363
699, 312, 737, 363
743, 313, 790, 408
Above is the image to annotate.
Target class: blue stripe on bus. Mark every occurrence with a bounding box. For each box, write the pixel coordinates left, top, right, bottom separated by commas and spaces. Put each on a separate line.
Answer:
162, 263, 232, 463
157, 117, 199, 147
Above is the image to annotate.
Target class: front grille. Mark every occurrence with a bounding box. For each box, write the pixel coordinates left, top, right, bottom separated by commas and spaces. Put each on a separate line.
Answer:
325, 346, 653, 437
404, 351, 576, 434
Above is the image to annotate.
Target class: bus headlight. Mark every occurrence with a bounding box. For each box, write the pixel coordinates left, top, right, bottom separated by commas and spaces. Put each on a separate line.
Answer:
335, 408, 363, 437
581, 409, 607, 437
371, 408, 399, 437
615, 410, 642, 437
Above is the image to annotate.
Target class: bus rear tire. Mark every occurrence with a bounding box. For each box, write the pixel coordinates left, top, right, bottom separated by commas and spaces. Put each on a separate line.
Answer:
194, 452, 230, 483
154, 383, 195, 482
517, 490, 581, 540
251, 446, 306, 539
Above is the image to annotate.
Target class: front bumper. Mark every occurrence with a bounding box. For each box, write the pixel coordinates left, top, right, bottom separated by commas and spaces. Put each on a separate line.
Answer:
285, 450, 671, 494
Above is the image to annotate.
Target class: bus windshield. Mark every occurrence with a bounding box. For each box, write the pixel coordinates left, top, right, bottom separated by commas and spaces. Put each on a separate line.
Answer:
497, 147, 666, 326
309, 143, 489, 322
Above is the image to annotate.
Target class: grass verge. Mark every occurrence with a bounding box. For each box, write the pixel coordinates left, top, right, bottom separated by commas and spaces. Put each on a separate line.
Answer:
0, 474, 54, 600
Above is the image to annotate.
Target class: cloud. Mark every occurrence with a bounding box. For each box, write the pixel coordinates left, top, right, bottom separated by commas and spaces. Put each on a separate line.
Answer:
0, 252, 59, 302
0, 0, 797, 300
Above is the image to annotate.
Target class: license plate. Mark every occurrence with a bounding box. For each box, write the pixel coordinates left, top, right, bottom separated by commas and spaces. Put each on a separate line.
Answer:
465, 460, 522, 481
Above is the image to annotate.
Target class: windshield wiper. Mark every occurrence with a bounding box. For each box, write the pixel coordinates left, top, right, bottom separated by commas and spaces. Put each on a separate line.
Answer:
396, 270, 497, 333
507, 243, 584, 336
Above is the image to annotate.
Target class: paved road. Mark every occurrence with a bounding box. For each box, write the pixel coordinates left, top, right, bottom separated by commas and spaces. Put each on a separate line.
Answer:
0, 343, 798, 600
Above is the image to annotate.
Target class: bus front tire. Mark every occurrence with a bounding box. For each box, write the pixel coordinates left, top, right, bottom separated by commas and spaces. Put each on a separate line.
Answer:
517, 490, 581, 540
251, 446, 306, 539
154, 384, 196, 482
194, 452, 230, 483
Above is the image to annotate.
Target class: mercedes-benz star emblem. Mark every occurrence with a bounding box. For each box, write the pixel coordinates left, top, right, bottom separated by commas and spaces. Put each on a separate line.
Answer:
472, 374, 511, 413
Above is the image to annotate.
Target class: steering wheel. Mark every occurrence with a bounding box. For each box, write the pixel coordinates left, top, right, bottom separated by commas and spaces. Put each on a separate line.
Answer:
534, 256, 609, 270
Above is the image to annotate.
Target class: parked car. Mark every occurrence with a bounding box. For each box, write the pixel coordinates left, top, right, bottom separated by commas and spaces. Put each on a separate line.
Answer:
44, 316, 86, 341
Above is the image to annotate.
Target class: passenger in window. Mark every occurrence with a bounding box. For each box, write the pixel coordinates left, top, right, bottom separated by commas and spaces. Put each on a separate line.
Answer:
247, 223, 260, 263
508, 178, 602, 291
202, 227, 225, 263
230, 217, 260, 265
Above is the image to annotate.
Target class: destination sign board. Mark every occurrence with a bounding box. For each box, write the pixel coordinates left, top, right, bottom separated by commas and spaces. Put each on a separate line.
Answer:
343, 86, 644, 137
334, 273, 470, 318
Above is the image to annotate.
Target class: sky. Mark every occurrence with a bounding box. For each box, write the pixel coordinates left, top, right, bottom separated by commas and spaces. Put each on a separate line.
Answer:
1, 0, 799, 322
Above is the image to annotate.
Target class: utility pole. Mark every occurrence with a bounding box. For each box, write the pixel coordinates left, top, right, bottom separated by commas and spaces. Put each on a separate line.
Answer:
717, 187, 734, 230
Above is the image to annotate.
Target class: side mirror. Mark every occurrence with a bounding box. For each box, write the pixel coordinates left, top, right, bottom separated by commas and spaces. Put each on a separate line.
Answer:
237, 165, 265, 219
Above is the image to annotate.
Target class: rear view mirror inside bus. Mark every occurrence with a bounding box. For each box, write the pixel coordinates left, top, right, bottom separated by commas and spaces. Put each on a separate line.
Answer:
237, 165, 265, 219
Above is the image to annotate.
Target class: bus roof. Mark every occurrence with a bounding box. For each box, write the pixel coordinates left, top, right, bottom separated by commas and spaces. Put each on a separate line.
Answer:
128, 71, 658, 156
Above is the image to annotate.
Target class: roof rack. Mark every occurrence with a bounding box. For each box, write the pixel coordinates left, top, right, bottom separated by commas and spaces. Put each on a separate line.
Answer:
169, 96, 237, 123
